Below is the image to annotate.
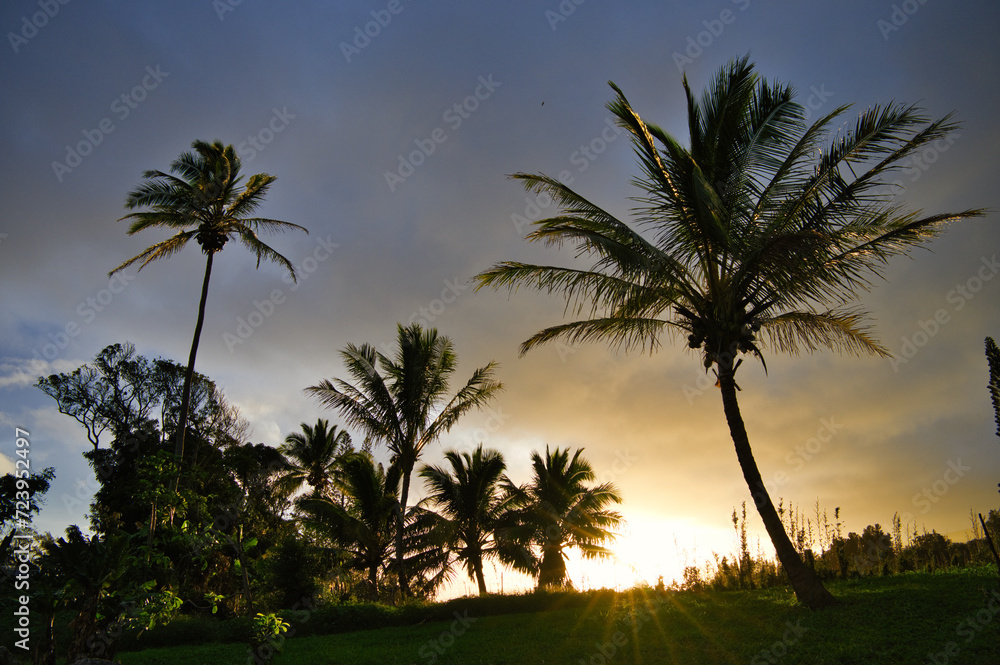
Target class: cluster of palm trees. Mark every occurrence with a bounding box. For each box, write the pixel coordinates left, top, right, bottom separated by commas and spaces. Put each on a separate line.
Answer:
278, 421, 622, 599
111, 56, 984, 609
280, 324, 622, 598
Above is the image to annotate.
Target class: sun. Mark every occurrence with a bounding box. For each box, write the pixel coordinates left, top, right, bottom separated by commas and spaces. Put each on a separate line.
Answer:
436, 511, 740, 599
566, 511, 738, 591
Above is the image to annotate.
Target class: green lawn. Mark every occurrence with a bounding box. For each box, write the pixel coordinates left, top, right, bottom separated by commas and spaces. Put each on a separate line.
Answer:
117, 568, 1000, 665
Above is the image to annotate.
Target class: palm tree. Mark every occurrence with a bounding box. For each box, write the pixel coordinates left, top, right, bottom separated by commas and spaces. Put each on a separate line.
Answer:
278, 419, 353, 498
297, 453, 400, 600
419, 444, 514, 595
110, 140, 308, 467
305, 322, 503, 598
502, 446, 622, 589
38, 526, 130, 663
475, 57, 985, 608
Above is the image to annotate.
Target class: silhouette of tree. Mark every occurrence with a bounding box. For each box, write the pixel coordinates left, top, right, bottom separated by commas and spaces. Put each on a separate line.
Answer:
296, 453, 400, 600
419, 444, 514, 595
278, 419, 353, 498
475, 56, 983, 608
306, 323, 502, 598
502, 447, 622, 589
110, 140, 307, 467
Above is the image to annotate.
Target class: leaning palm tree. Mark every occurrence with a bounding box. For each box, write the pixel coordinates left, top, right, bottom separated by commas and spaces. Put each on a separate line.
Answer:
305, 323, 503, 598
502, 446, 622, 589
419, 444, 514, 595
110, 140, 308, 467
278, 419, 353, 498
475, 57, 985, 608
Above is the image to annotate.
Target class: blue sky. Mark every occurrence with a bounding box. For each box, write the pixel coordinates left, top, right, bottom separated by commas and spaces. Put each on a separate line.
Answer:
2, 0, 999, 592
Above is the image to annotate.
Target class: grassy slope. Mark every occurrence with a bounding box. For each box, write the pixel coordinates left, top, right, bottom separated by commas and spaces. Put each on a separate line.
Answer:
117, 568, 1000, 665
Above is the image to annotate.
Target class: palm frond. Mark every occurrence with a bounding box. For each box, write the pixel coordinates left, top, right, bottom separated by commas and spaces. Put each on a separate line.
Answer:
520, 317, 678, 356
762, 309, 890, 357
108, 230, 196, 276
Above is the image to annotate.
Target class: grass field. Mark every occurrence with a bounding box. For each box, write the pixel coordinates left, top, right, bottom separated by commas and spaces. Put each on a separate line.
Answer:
110, 567, 999, 665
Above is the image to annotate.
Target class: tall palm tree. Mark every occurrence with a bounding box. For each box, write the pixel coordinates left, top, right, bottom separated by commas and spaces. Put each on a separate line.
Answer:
305, 322, 503, 598
297, 453, 400, 600
475, 57, 985, 608
110, 140, 308, 467
419, 444, 514, 595
278, 419, 353, 498
503, 446, 622, 589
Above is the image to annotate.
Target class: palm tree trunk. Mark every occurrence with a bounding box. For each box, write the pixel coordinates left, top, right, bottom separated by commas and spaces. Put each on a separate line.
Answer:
716, 359, 837, 609
396, 467, 412, 599
235, 535, 255, 616
537, 546, 566, 589
368, 564, 379, 600
174, 251, 215, 464
473, 556, 488, 596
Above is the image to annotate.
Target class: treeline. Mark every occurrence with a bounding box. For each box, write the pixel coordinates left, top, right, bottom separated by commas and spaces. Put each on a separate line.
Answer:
0, 337, 622, 664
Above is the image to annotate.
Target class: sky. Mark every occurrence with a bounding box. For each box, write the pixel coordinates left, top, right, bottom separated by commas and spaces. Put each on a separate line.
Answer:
2, 0, 999, 596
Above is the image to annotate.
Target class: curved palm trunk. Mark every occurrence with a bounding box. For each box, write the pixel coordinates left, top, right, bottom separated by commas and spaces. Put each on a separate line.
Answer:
395, 467, 412, 599
175, 251, 215, 465
717, 360, 837, 609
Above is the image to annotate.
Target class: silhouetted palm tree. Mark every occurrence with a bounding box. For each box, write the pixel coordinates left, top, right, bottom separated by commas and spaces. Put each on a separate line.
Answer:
475, 57, 984, 608
419, 444, 514, 595
110, 140, 307, 466
305, 323, 503, 598
38, 526, 130, 662
503, 447, 622, 589
278, 419, 353, 498
297, 453, 400, 600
